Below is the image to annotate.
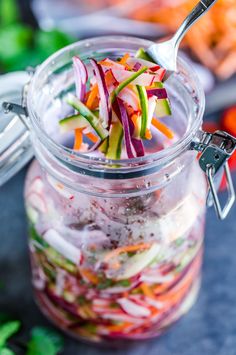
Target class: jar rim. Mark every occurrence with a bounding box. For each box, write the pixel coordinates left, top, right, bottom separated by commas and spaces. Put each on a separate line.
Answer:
27, 36, 205, 178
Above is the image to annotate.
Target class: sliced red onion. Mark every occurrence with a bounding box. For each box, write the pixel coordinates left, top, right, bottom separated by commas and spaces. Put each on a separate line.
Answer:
72, 56, 88, 102
128, 116, 145, 157
115, 98, 135, 159
117, 298, 151, 318
147, 88, 168, 99
90, 58, 111, 127
133, 62, 142, 72
156, 68, 166, 81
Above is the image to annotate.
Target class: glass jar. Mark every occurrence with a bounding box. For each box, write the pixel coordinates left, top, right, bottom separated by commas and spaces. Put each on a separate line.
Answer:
1, 36, 236, 345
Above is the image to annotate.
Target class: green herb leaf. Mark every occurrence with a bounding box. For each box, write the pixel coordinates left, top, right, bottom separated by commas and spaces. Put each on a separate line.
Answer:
27, 327, 64, 355
0, 347, 15, 355
0, 321, 21, 348
0, 0, 18, 27
97, 279, 113, 290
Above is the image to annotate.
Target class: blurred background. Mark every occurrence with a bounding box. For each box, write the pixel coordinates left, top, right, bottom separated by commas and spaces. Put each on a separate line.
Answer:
0, 0, 235, 186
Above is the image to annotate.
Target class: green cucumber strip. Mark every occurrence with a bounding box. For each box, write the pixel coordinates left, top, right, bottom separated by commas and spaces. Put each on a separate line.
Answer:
111, 66, 147, 103
59, 114, 89, 133
66, 94, 109, 140
106, 121, 123, 160
99, 137, 109, 154
135, 48, 155, 63
137, 85, 149, 139
153, 82, 164, 89
155, 98, 172, 118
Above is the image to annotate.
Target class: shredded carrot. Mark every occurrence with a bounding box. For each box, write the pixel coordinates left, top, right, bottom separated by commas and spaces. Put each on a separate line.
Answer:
73, 128, 83, 150
86, 84, 98, 109
80, 268, 99, 285
119, 53, 130, 65
140, 283, 155, 299
151, 118, 174, 139
106, 322, 132, 332
131, 113, 139, 127
145, 128, 152, 140
98, 60, 114, 67
85, 132, 99, 143
104, 243, 152, 263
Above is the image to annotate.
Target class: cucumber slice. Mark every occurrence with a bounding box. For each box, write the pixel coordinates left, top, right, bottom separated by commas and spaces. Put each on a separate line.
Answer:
135, 48, 155, 63
66, 93, 109, 140
137, 85, 149, 139
153, 82, 164, 89
99, 137, 109, 154
59, 114, 89, 133
106, 121, 123, 160
111, 66, 147, 103
155, 98, 172, 118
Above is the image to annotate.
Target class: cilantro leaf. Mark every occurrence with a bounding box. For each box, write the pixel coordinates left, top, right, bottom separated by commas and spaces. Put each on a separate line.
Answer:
0, 348, 15, 355
0, 321, 21, 348
27, 327, 64, 355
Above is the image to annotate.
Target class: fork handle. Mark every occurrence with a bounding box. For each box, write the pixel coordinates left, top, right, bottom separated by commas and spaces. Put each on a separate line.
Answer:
173, 0, 217, 45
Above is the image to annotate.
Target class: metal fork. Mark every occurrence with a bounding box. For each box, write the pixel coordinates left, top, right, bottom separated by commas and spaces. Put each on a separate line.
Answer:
146, 0, 217, 76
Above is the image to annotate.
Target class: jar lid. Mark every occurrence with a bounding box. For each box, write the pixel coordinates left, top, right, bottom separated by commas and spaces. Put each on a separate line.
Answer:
0, 71, 33, 186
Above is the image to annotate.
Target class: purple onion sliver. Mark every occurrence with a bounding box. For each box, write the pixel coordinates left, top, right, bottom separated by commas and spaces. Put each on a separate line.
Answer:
90, 58, 111, 127
116, 98, 135, 159
133, 62, 142, 72
131, 138, 145, 157
73, 56, 88, 102
128, 116, 145, 157
146, 88, 168, 99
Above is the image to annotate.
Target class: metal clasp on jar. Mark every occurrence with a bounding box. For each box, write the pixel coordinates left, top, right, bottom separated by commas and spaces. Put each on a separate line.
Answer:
192, 130, 236, 220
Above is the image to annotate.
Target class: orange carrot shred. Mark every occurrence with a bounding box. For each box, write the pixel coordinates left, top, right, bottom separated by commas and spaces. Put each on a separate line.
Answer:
85, 132, 99, 143
80, 268, 99, 285
151, 118, 174, 139
145, 128, 152, 140
73, 128, 83, 150
104, 243, 152, 263
86, 84, 98, 109
140, 283, 155, 299
119, 53, 130, 65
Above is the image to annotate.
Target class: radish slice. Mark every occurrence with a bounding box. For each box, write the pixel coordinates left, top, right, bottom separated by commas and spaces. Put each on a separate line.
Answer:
43, 229, 81, 264
100, 58, 124, 70
26, 192, 47, 214
118, 87, 140, 111
90, 59, 111, 127
73, 56, 88, 102
117, 298, 151, 318
101, 312, 144, 324
140, 273, 174, 283
147, 96, 157, 130
28, 177, 44, 194
111, 69, 161, 86
127, 57, 157, 69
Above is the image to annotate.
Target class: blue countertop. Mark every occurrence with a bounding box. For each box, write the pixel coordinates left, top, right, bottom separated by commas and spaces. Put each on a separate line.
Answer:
1, 166, 236, 355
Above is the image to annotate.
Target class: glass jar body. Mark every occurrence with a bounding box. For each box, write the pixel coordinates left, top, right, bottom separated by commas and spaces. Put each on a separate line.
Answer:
25, 152, 206, 344
24, 36, 207, 345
